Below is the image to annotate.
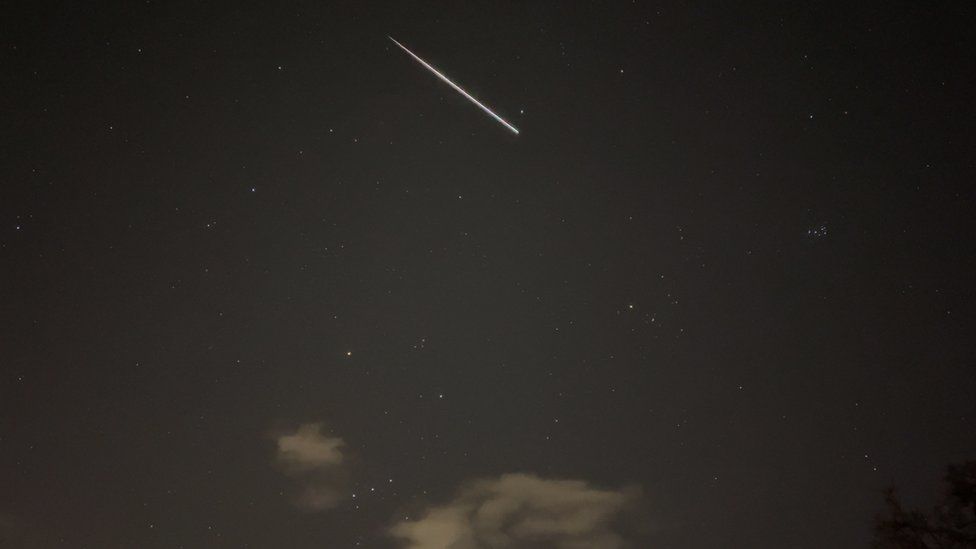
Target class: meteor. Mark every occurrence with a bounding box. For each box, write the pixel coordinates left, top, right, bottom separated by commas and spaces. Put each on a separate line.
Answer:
388, 36, 520, 135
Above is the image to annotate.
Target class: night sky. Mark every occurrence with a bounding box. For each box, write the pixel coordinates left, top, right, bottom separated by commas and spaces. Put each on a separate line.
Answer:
3, 2, 975, 548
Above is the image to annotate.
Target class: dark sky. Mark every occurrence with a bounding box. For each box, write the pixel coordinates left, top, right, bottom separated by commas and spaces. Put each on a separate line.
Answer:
3, 2, 975, 548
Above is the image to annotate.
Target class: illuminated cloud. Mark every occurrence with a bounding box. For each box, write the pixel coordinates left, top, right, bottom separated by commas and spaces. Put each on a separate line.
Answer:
274, 423, 348, 511
390, 473, 640, 549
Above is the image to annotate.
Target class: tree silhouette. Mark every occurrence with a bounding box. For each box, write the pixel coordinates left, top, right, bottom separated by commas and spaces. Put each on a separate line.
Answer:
874, 461, 976, 548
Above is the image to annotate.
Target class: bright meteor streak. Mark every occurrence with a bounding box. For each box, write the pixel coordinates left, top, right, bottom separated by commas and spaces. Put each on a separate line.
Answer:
388, 36, 520, 135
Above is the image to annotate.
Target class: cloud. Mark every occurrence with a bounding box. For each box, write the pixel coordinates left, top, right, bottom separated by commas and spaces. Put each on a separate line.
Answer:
276, 423, 345, 472
389, 473, 640, 549
274, 423, 348, 511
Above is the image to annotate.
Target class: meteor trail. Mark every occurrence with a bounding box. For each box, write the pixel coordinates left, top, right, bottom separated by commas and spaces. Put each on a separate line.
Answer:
388, 36, 520, 135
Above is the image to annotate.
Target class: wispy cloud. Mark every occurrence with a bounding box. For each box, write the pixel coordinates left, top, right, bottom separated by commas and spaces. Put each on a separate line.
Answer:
390, 473, 640, 549
274, 423, 348, 511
